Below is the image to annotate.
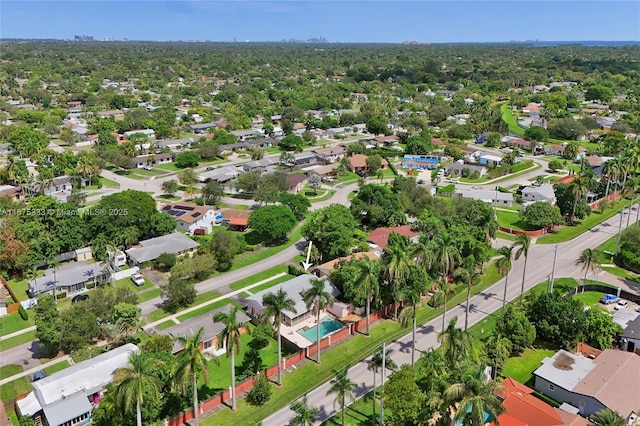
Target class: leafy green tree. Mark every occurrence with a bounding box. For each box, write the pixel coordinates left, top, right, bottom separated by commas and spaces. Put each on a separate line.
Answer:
202, 180, 223, 206
60, 304, 101, 352
246, 372, 272, 406
278, 192, 310, 219
308, 173, 322, 195
526, 292, 587, 348
213, 306, 246, 411
161, 277, 197, 312
553, 183, 590, 221
366, 116, 388, 135
279, 134, 305, 151
548, 159, 564, 172
8, 126, 49, 157
350, 184, 405, 228
34, 294, 62, 355
302, 278, 335, 364
384, 364, 427, 426
585, 85, 614, 103
483, 332, 512, 378
520, 201, 564, 229
439, 317, 475, 369
524, 125, 549, 142
235, 171, 261, 194
590, 408, 626, 426
383, 236, 414, 320
327, 368, 356, 426
209, 229, 243, 271
261, 288, 297, 386
495, 305, 536, 354
583, 308, 621, 350
430, 232, 461, 332
398, 288, 420, 366
248, 205, 297, 244
174, 327, 218, 426
161, 179, 178, 196
454, 262, 479, 331
198, 141, 219, 160
548, 118, 587, 140
175, 151, 200, 168
289, 395, 319, 426
113, 353, 163, 426
365, 155, 383, 175
302, 205, 359, 260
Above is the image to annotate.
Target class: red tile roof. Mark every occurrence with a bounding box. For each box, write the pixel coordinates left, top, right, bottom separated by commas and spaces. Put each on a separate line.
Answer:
367, 225, 418, 249
498, 378, 563, 426
491, 414, 528, 426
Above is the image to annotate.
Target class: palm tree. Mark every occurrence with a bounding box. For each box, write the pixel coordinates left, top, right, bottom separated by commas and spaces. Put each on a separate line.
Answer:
496, 245, 514, 314
431, 232, 461, 333
438, 317, 474, 368
112, 352, 163, 426
514, 234, 531, 306
444, 365, 504, 426
261, 289, 297, 386
302, 278, 335, 364
590, 408, 626, 426
289, 394, 320, 426
367, 347, 397, 423
76, 156, 95, 186
453, 263, 478, 331
383, 239, 413, 320
213, 306, 245, 411
575, 248, 601, 284
398, 288, 420, 366
602, 158, 620, 201
354, 257, 381, 336
326, 368, 357, 426
173, 327, 218, 426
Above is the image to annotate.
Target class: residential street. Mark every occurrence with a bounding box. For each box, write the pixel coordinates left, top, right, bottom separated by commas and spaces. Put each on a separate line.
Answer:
262, 207, 640, 426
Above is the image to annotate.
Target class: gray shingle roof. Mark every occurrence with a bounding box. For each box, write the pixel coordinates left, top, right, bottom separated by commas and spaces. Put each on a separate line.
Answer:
42, 392, 91, 426
125, 232, 199, 264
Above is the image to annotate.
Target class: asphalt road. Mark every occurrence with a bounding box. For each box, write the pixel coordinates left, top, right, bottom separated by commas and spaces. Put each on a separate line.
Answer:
262, 206, 640, 426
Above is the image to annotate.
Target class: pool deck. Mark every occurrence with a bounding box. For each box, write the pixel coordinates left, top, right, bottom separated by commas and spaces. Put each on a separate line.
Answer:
281, 312, 332, 349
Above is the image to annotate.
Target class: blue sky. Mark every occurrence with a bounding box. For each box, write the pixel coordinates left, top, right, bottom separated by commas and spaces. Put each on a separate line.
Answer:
1, 1, 639, 43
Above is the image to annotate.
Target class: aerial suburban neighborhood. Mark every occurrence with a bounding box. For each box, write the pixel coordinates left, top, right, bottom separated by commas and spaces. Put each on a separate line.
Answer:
0, 7, 639, 426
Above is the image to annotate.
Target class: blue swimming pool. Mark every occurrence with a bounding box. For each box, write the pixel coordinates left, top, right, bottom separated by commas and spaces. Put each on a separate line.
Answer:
298, 317, 344, 342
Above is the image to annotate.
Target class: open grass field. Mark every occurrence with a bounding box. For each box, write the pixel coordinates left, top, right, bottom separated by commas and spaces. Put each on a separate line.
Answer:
136, 288, 162, 303
500, 104, 525, 136
6, 277, 31, 301
0, 375, 31, 402
502, 348, 556, 385
496, 210, 538, 232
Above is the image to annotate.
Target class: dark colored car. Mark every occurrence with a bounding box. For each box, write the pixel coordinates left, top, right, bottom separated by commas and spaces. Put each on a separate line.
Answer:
71, 294, 89, 304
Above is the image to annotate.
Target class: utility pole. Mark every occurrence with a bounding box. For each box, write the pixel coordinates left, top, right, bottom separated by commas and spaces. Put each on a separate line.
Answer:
616, 208, 625, 255
548, 244, 558, 293
493, 186, 498, 221
627, 200, 632, 228
379, 341, 385, 426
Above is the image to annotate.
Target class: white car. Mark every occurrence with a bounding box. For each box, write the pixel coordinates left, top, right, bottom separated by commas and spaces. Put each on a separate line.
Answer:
130, 273, 145, 286
450, 178, 460, 184
614, 300, 628, 310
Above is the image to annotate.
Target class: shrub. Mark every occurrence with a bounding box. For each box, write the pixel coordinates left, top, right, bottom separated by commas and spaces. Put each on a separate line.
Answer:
18, 304, 29, 320
87, 283, 96, 289
288, 264, 307, 276
56, 292, 67, 300
246, 373, 272, 406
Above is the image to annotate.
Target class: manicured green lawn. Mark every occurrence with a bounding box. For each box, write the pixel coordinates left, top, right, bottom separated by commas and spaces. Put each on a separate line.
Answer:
115, 276, 155, 292
337, 171, 359, 183
488, 163, 542, 185
137, 288, 162, 303
303, 188, 328, 198
43, 360, 70, 376
538, 197, 637, 244
322, 396, 385, 425
594, 235, 640, 281
230, 225, 304, 271
500, 103, 525, 136
154, 163, 181, 172
573, 291, 607, 307
6, 277, 31, 301
0, 364, 23, 380
156, 194, 182, 201
148, 291, 223, 322
0, 330, 37, 351
231, 204, 249, 210
502, 348, 556, 385
496, 210, 537, 232
309, 190, 336, 203
155, 320, 176, 330
249, 274, 297, 294
176, 299, 240, 323
228, 265, 288, 291
0, 312, 34, 336
0, 376, 31, 402
100, 176, 120, 188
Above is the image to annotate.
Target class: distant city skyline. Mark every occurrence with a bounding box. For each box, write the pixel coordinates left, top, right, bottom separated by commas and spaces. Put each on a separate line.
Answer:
1, 1, 639, 43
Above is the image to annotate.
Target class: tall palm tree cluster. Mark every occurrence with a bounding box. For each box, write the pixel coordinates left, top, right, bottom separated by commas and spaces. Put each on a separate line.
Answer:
382, 319, 505, 426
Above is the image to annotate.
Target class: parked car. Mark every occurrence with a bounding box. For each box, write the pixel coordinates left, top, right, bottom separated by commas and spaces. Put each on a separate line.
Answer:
532, 180, 542, 187
600, 294, 618, 304
32, 370, 46, 382
322, 177, 334, 183
130, 273, 145, 286
71, 294, 89, 304
614, 300, 629, 310
450, 178, 460, 184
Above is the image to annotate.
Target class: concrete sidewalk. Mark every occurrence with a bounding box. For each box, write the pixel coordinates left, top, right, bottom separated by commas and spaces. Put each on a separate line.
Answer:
0, 326, 36, 342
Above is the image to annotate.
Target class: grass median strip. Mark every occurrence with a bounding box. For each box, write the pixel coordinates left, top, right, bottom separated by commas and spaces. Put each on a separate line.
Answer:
43, 360, 70, 376
0, 365, 23, 380
148, 291, 223, 322
228, 265, 288, 291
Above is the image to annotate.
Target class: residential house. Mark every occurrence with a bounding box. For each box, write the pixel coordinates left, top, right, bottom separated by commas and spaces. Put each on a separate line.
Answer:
532, 84, 550, 93
545, 144, 586, 158
243, 158, 278, 173
285, 173, 308, 194
125, 232, 200, 265
0, 184, 24, 201
245, 275, 341, 327
373, 135, 400, 146
453, 189, 514, 207
37, 175, 73, 202
306, 163, 340, 178
431, 137, 446, 148
222, 209, 251, 231
27, 260, 110, 298
596, 116, 616, 131
533, 349, 640, 422
521, 184, 556, 204
445, 161, 488, 177
327, 127, 352, 138
401, 155, 441, 170
231, 129, 263, 141
133, 152, 173, 168
585, 155, 603, 168
159, 306, 250, 355
312, 146, 347, 164
189, 122, 223, 134
289, 152, 320, 167
124, 129, 156, 140
478, 153, 503, 167
197, 166, 242, 184
96, 110, 124, 119
621, 315, 640, 354
292, 123, 307, 135
16, 344, 139, 426
313, 252, 379, 277
156, 137, 197, 150
160, 202, 217, 234
491, 377, 587, 426
436, 89, 455, 99
347, 154, 388, 174
367, 225, 419, 251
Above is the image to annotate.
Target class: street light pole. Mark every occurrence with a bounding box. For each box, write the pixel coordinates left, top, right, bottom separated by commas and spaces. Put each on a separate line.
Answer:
380, 341, 385, 426
616, 208, 625, 256
627, 200, 632, 228
548, 244, 558, 293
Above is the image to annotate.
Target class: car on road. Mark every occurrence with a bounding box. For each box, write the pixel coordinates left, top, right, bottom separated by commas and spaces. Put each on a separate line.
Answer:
71, 294, 89, 304
614, 300, 629, 310
130, 273, 145, 286
600, 294, 618, 304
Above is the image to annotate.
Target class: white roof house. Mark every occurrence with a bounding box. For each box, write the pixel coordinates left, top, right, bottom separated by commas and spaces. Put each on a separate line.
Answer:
521, 184, 556, 204
17, 344, 139, 426
125, 232, 199, 265
454, 189, 514, 207
245, 275, 340, 327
